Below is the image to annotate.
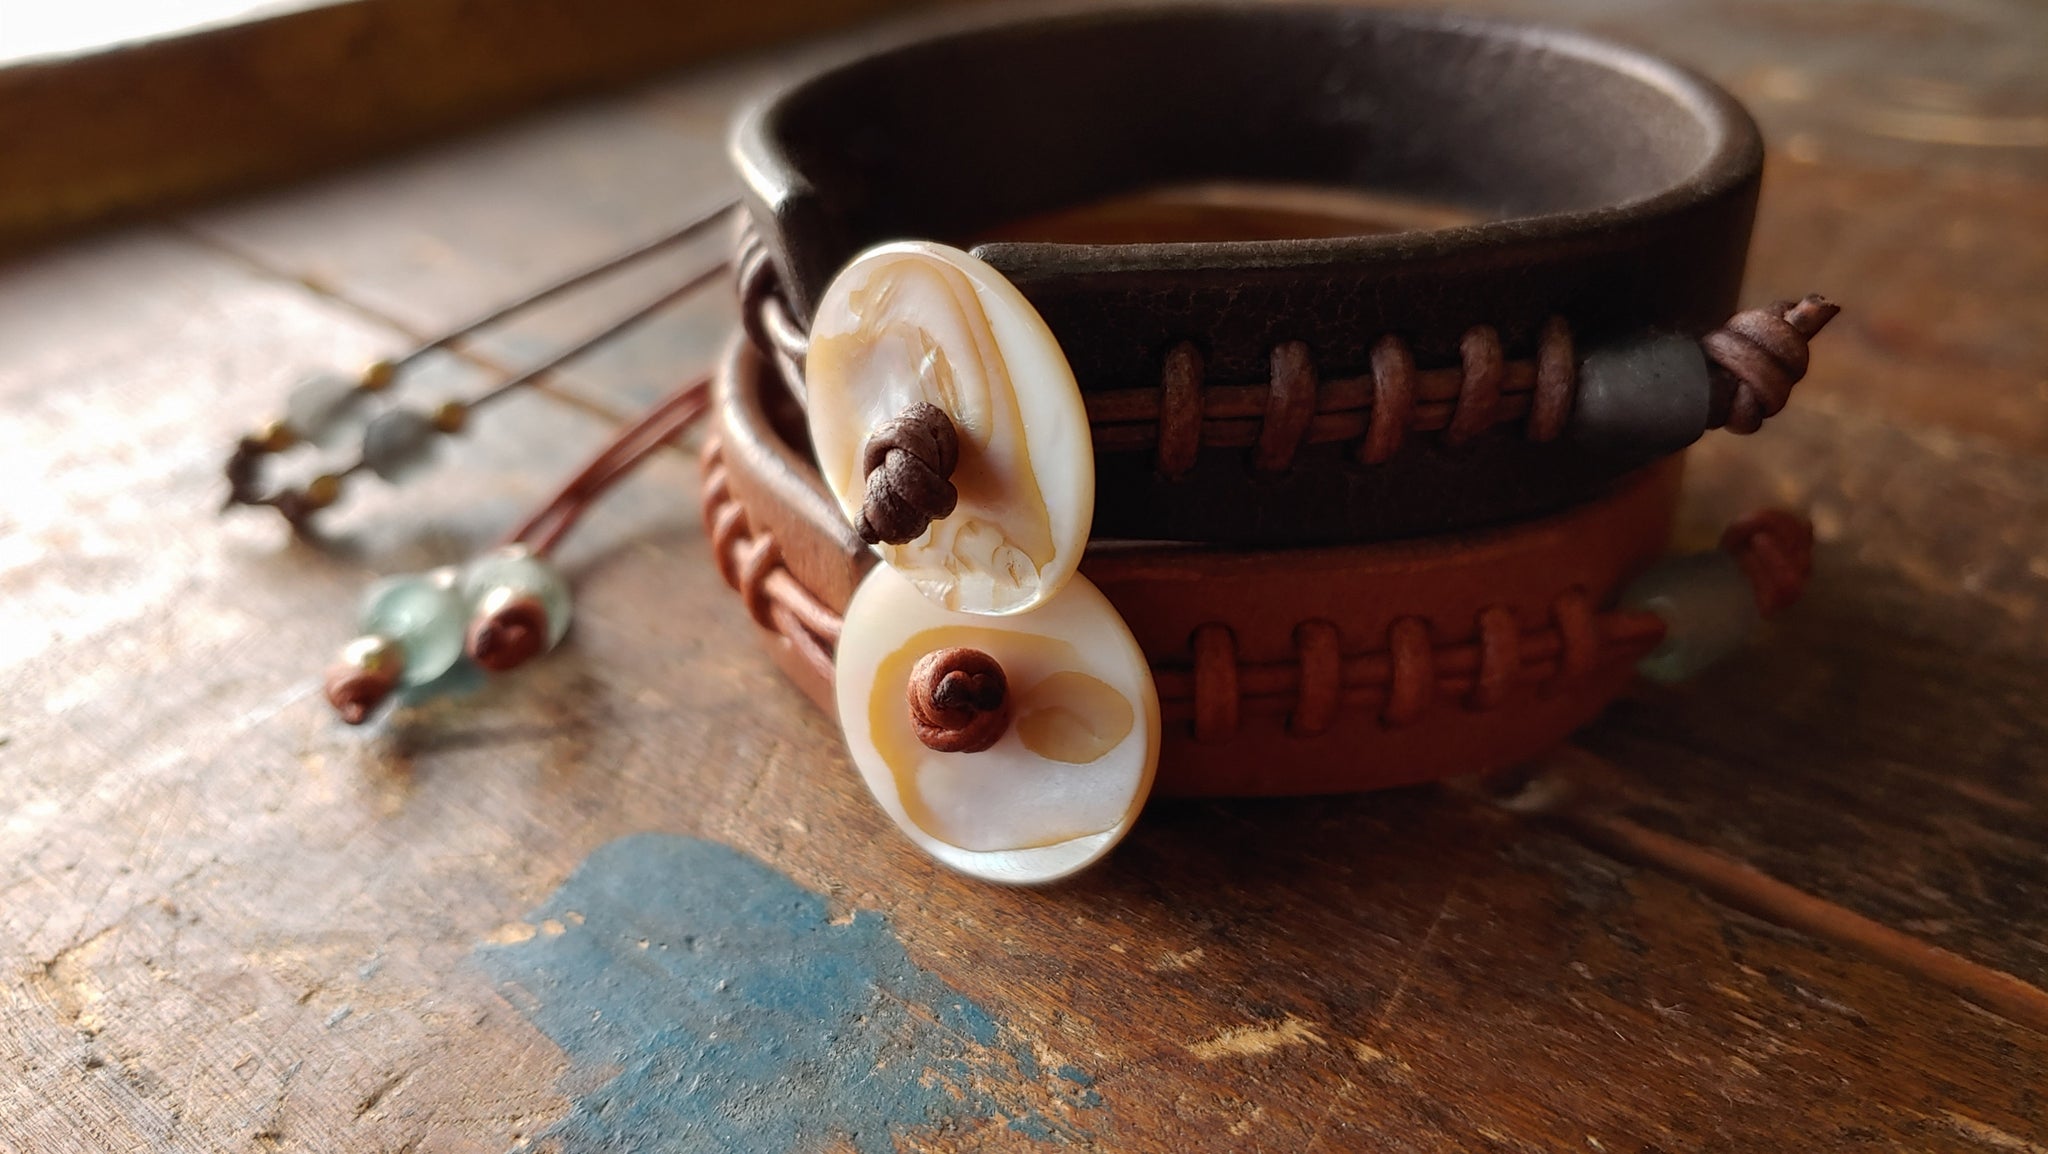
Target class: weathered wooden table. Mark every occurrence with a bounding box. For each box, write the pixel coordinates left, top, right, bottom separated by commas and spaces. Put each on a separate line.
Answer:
4, 2, 2045, 1150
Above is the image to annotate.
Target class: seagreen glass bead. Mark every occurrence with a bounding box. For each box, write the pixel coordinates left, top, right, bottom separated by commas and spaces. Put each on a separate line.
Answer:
362, 408, 444, 483
359, 568, 466, 686
1621, 550, 1761, 684
461, 547, 572, 647
284, 371, 366, 447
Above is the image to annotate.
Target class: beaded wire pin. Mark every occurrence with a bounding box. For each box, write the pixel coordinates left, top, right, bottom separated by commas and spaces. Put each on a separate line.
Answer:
224, 200, 739, 723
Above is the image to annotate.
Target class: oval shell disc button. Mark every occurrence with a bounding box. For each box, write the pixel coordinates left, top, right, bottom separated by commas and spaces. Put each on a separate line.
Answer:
835, 564, 1160, 883
806, 241, 1092, 617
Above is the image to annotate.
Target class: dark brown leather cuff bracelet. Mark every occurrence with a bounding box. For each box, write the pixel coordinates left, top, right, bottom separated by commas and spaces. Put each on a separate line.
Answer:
732, 3, 1836, 544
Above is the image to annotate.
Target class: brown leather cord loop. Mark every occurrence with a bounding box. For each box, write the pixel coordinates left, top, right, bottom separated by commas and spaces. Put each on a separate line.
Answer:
1290, 619, 1342, 737
1383, 617, 1433, 726
1192, 623, 1240, 743
1528, 315, 1576, 443
1254, 341, 1319, 473
736, 532, 784, 632
769, 600, 837, 685
1155, 341, 1206, 478
698, 457, 733, 547
736, 225, 810, 367
1446, 326, 1504, 447
1720, 509, 1816, 616
1358, 334, 1417, 465
1705, 295, 1839, 435
1471, 605, 1521, 710
1550, 588, 1599, 687
735, 226, 777, 360
707, 492, 750, 590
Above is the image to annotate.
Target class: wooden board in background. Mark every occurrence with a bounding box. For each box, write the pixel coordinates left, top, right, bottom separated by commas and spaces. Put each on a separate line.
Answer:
0, 0, 964, 255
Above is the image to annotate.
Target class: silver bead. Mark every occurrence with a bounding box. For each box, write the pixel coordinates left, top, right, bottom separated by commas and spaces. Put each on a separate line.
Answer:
362, 408, 443, 482
1569, 333, 1712, 457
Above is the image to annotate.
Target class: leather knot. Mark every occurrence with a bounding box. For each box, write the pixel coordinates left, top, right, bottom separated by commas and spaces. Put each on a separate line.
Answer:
1704, 295, 1841, 434
856, 402, 960, 546
1720, 509, 1815, 616
467, 594, 549, 672
907, 647, 1009, 753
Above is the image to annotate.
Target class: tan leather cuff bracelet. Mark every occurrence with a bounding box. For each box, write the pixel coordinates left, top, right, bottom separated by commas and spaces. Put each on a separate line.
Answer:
732, 2, 1837, 545
702, 338, 1811, 806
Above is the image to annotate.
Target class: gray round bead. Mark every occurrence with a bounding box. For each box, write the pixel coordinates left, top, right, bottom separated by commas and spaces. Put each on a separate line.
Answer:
284, 371, 365, 448
362, 408, 443, 482
1568, 332, 1712, 457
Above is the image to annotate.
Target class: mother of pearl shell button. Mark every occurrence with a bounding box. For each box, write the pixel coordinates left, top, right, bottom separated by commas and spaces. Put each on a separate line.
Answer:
806, 241, 1092, 617
835, 564, 1160, 884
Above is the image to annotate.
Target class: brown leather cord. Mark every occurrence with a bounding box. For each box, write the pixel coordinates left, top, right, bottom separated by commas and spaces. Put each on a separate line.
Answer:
1155, 342, 1207, 477
1446, 326, 1506, 448
1722, 508, 1816, 615
1528, 315, 1577, 444
735, 221, 812, 406
1190, 624, 1241, 743
1359, 334, 1418, 465
502, 376, 712, 558
1289, 619, 1342, 737
1253, 342, 1318, 472
1550, 588, 1600, 687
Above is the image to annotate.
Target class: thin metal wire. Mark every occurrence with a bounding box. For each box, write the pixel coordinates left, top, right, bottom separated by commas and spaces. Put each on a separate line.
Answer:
389, 197, 741, 371
466, 257, 732, 412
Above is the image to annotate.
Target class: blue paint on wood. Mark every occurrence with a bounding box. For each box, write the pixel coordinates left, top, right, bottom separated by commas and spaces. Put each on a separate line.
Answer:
475, 833, 1102, 1152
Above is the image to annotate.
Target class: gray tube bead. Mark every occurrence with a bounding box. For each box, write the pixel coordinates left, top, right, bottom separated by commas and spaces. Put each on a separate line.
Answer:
1568, 332, 1712, 457
362, 408, 443, 482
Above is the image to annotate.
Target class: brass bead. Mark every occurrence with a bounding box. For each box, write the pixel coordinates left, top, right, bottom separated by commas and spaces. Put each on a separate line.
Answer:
341, 633, 406, 675
430, 400, 468, 434
359, 359, 398, 392
304, 473, 344, 510
254, 419, 298, 452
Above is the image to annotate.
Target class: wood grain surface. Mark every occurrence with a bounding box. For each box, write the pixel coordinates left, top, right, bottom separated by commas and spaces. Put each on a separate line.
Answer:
3, 1, 2045, 1150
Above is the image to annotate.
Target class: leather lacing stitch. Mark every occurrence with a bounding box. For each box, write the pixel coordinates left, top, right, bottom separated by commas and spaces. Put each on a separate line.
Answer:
1174, 597, 1669, 744
702, 425, 1813, 743
1109, 295, 1835, 476
1119, 321, 1571, 475
734, 222, 1834, 475
700, 436, 842, 685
